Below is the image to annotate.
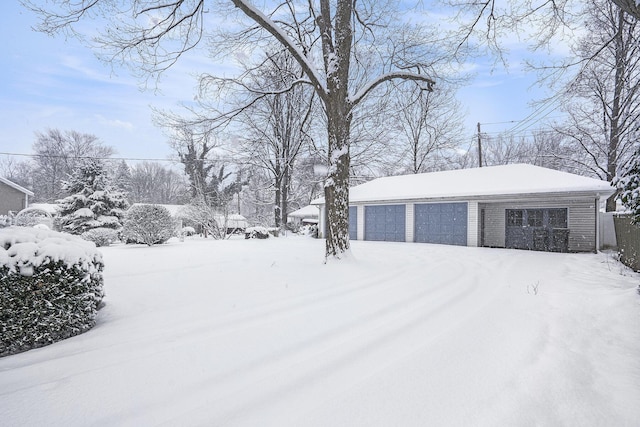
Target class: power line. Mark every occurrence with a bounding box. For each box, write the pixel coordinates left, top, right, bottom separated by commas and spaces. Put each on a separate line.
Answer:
0, 151, 240, 164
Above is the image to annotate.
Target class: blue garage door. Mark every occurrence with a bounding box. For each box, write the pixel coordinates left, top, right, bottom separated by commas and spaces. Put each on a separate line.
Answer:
364, 205, 406, 242
414, 203, 467, 246
349, 206, 357, 240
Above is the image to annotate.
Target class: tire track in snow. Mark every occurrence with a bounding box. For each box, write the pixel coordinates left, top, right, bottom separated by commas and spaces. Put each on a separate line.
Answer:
131, 259, 491, 426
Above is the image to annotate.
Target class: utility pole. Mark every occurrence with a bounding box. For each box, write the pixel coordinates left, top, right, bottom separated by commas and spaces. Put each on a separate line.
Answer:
477, 122, 483, 167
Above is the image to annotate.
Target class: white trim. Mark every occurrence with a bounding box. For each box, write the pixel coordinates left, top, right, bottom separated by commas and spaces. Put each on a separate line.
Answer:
406, 203, 414, 243
467, 201, 478, 247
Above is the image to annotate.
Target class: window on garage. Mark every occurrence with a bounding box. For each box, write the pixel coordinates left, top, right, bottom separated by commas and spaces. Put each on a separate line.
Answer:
507, 209, 523, 227
527, 209, 543, 227
548, 209, 568, 228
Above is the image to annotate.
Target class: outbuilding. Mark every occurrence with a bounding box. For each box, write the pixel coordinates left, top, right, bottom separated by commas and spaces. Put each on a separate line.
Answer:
0, 176, 34, 216
313, 164, 615, 253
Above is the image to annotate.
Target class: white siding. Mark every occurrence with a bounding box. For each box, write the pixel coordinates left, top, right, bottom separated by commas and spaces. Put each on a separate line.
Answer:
406, 203, 414, 243
467, 201, 478, 247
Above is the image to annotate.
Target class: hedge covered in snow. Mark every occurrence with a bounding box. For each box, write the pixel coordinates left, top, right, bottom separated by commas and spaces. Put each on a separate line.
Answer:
0, 227, 105, 357
122, 204, 175, 246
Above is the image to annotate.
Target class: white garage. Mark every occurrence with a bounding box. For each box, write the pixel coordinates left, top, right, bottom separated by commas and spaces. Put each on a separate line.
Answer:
314, 164, 615, 252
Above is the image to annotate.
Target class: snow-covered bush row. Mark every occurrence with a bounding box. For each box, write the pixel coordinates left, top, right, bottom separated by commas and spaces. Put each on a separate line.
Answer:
0, 227, 104, 357
122, 204, 175, 246
182, 226, 196, 236
0, 215, 10, 228
82, 227, 119, 247
245, 226, 271, 239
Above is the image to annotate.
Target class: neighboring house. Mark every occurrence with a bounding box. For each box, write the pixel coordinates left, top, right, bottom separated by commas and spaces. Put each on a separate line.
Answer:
313, 164, 615, 253
287, 205, 319, 226
0, 176, 34, 216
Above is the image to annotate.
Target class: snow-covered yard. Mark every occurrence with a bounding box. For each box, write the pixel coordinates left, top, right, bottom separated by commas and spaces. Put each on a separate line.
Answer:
1, 236, 639, 426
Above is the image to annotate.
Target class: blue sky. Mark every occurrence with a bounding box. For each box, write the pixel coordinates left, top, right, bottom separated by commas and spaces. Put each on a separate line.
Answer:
0, 2, 564, 165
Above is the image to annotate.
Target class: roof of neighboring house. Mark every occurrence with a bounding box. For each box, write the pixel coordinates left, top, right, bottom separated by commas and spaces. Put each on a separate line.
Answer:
312, 164, 616, 204
288, 205, 319, 219
130, 203, 188, 217
0, 176, 34, 197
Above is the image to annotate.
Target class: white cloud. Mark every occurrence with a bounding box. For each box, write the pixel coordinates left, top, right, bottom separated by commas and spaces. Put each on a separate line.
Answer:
94, 114, 135, 130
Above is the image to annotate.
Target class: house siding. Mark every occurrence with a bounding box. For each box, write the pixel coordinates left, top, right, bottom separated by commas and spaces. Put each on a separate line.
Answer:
0, 183, 28, 216
479, 196, 597, 252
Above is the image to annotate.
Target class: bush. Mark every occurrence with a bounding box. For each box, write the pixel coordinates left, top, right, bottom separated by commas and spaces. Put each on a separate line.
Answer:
122, 204, 175, 246
82, 227, 119, 247
244, 226, 270, 239
0, 227, 104, 357
182, 226, 196, 236
15, 207, 53, 229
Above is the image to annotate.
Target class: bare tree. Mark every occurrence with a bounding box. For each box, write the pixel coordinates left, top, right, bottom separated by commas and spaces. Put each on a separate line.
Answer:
553, 1, 640, 210
234, 50, 315, 229
29, 129, 115, 202
129, 161, 189, 204
25, 1, 438, 259
0, 156, 33, 190
392, 84, 465, 174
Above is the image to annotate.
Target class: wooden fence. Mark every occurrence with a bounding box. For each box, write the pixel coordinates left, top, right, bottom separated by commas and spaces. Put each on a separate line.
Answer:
614, 214, 640, 272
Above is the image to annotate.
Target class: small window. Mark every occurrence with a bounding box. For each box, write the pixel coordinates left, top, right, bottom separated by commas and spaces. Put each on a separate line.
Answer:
549, 209, 568, 228
507, 210, 523, 226
527, 209, 543, 227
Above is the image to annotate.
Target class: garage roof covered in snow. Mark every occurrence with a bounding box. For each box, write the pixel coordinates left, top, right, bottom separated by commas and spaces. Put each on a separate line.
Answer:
313, 164, 615, 204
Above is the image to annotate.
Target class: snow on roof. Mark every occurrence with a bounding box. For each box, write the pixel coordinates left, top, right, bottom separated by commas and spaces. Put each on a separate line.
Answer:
288, 205, 319, 219
0, 176, 34, 196
28, 203, 60, 215
214, 214, 249, 228
312, 164, 615, 204
130, 203, 188, 217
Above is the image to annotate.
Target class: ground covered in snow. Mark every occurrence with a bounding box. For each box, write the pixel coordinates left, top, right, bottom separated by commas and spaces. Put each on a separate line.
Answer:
1, 236, 639, 426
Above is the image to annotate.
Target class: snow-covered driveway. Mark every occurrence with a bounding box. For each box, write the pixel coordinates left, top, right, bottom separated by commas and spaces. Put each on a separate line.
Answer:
1, 237, 639, 426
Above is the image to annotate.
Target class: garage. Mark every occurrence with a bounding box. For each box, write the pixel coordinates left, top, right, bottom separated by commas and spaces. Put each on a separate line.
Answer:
414, 203, 467, 246
364, 205, 405, 242
349, 206, 357, 240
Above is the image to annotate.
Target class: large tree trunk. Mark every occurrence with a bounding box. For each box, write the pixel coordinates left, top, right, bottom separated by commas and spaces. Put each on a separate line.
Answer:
320, 0, 353, 258
607, 7, 626, 212
324, 121, 351, 258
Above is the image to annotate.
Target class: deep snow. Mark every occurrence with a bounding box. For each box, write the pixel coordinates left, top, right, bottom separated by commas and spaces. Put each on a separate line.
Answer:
1, 236, 639, 426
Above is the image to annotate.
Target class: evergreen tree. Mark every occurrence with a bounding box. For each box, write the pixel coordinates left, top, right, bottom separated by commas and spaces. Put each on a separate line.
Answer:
57, 159, 130, 234
112, 160, 132, 196
616, 147, 640, 223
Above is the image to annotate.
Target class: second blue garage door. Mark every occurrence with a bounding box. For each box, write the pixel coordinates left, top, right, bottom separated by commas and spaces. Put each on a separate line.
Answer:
414, 203, 468, 246
364, 205, 406, 242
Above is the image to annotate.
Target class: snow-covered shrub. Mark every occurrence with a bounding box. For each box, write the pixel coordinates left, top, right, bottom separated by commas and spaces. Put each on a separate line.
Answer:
0, 215, 10, 228
15, 207, 53, 229
122, 204, 175, 246
245, 226, 270, 239
616, 147, 640, 223
182, 226, 196, 236
57, 159, 129, 234
82, 227, 119, 247
0, 227, 104, 357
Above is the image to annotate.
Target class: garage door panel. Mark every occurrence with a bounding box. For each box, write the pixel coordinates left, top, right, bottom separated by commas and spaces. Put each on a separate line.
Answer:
364, 205, 406, 242
414, 203, 467, 246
